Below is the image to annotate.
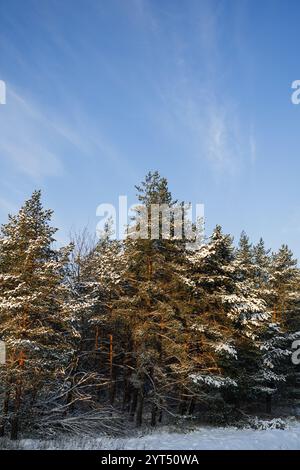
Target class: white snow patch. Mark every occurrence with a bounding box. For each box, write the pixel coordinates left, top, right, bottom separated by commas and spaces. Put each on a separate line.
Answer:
4, 422, 300, 450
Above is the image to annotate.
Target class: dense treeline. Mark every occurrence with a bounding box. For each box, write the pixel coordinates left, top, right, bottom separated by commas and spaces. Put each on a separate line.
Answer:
0, 172, 300, 439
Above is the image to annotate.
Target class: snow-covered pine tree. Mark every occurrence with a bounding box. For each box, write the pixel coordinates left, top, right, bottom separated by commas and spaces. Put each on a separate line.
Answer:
269, 245, 300, 329
185, 225, 240, 420
253, 238, 271, 294
232, 233, 278, 412
264, 245, 300, 409
185, 228, 287, 419
68, 222, 126, 408
0, 191, 74, 439
112, 172, 190, 426
233, 236, 299, 413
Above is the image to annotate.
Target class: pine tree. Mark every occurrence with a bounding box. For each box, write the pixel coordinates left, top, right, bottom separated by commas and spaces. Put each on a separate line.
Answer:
234, 237, 299, 413
112, 172, 190, 426
186, 228, 289, 418
269, 245, 300, 329
265, 245, 300, 409
232, 233, 279, 412
253, 238, 271, 290
0, 191, 74, 438
185, 226, 240, 420
68, 223, 126, 408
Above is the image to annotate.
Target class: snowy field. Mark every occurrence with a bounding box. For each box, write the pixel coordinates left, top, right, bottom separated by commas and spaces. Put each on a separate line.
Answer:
2, 422, 300, 450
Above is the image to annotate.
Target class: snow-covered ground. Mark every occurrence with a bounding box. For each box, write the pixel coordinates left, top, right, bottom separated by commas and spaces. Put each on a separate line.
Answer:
2, 422, 300, 450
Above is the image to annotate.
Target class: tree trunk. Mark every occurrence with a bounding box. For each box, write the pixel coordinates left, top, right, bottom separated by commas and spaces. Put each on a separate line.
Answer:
187, 398, 195, 415
109, 334, 115, 404
10, 382, 22, 440
158, 398, 163, 423
129, 389, 138, 421
65, 356, 79, 414
151, 403, 157, 427
136, 391, 144, 427
122, 375, 131, 412
109, 369, 117, 406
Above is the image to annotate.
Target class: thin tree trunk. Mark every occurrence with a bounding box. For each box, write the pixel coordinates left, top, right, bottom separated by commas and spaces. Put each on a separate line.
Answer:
187, 398, 195, 415
122, 373, 131, 411
136, 391, 144, 427
65, 356, 79, 414
178, 392, 186, 416
273, 306, 277, 322
95, 326, 99, 351
151, 403, 157, 427
129, 389, 138, 422
110, 369, 117, 406
10, 382, 22, 440
109, 334, 116, 405
109, 334, 113, 378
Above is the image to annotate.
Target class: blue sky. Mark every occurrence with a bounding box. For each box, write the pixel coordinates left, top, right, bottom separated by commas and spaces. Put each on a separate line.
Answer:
0, 0, 300, 257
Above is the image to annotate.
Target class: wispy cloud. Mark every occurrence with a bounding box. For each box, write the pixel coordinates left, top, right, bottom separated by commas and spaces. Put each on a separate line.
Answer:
0, 89, 63, 179
0, 83, 132, 181
127, 0, 256, 177
0, 0, 256, 189
207, 106, 236, 173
